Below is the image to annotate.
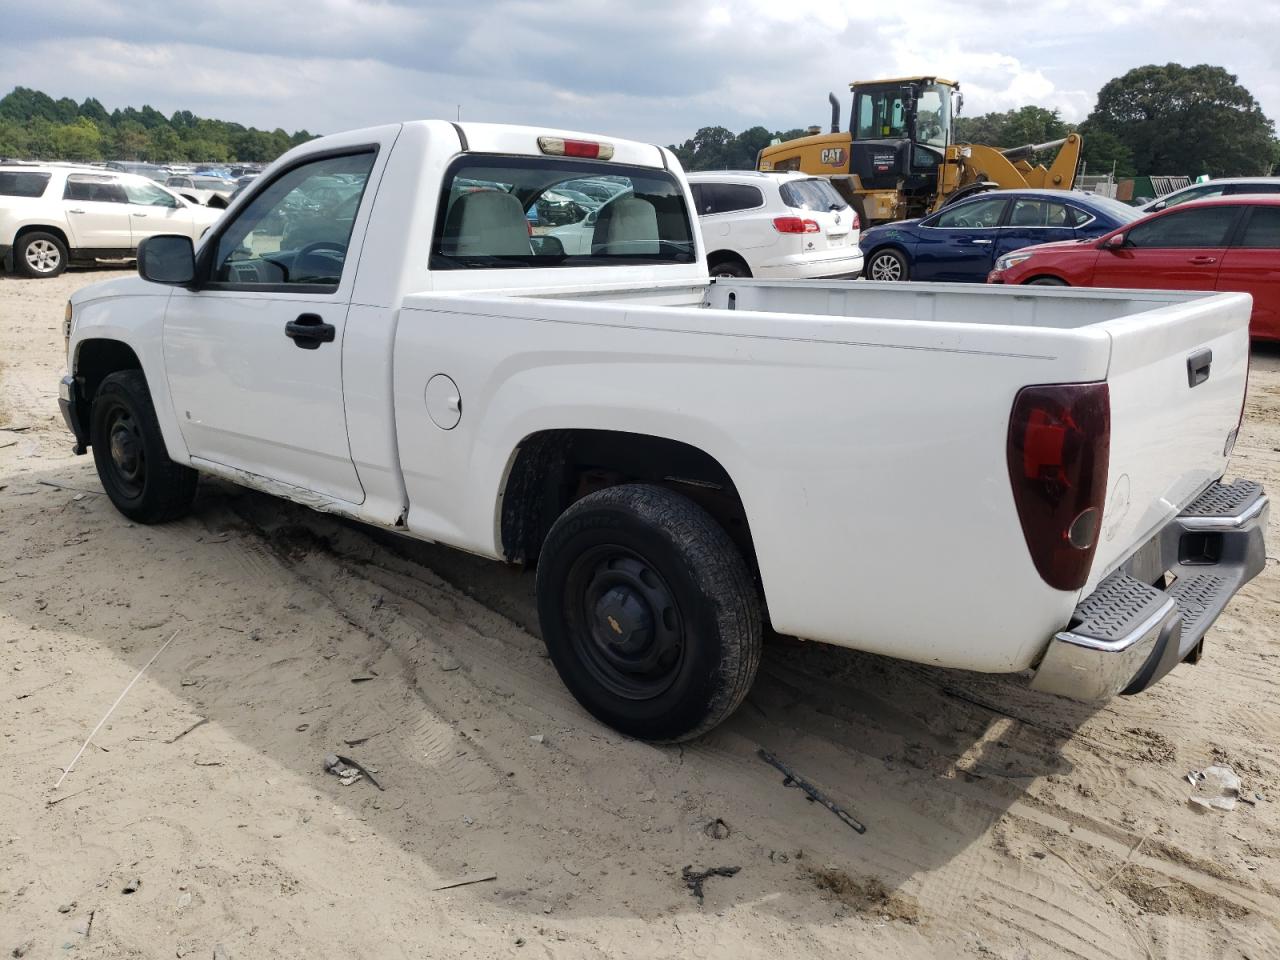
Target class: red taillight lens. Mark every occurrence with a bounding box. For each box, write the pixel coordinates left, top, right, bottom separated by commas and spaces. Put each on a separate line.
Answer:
850, 211, 860, 230
536, 136, 614, 160
1007, 382, 1110, 591
773, 216, 820, 234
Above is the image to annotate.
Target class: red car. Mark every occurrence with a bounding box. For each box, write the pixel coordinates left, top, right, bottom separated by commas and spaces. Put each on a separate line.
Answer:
988, 195, 1280, 340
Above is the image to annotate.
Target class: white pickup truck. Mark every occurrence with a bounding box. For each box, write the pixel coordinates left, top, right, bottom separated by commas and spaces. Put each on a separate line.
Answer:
58, 120, 1268, 741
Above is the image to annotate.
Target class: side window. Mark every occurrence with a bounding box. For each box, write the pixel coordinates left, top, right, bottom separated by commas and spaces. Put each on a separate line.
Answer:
1229, 182, 1280, 195
698, 183, 763, 216
1067, 205, 1095, 228
1008, 198, 1071, 228
930, 196, 1006, 229
1237, 207, 1280, 248
123, 179, 179, 208
1126, 206, 1239, 248
689, 184, 706, 215
209, 151, 376, 289
0, 171, 51, 197
64, 174, 129, 204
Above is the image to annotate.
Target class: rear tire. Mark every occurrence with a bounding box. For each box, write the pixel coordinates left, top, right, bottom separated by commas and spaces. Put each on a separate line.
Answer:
90, 370, 198, 524
15, 231, 68, 278
709, 258, 751, 279
866, 247, 908, 281
536, 484, 762, 742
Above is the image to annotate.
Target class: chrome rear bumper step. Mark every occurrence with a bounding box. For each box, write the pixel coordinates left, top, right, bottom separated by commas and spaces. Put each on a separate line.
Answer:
1032, 479, 1268, 701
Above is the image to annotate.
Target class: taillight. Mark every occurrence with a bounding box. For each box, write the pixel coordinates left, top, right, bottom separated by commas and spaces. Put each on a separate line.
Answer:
1007, 382, 1110, 591
850, 211, 860, 230
773, 216, 820, 234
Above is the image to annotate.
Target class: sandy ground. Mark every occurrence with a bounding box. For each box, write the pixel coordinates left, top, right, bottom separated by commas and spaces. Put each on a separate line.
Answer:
2, 268, 1279, 960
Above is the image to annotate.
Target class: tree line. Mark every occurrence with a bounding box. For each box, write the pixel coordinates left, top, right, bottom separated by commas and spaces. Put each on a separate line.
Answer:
671, 64, 1279, 180
0, 86, 316, 164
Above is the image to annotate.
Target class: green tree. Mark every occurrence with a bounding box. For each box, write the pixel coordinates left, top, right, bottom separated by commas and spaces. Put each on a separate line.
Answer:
112, 120, 151, 160
148, 124, 184, 161
50, 117, 102, 161
1086, 63, 1276, 176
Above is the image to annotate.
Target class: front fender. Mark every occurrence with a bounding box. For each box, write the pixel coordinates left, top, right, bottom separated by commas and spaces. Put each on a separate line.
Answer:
69, 282, 187, 463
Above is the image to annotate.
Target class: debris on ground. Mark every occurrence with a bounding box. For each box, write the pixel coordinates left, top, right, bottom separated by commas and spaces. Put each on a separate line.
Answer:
703, 818, 731, 840
681, 865, 740, 903
122, 879, 141, 895
758, 748, 866, 834
11, 940, 34, 958
805, 865, 920, 924
323, 753, 384, 791
529, 734, 545, 745
56, 903, 73, 914
432, 872, 497, 891
213, 943, 231, 960
1187, 764, 1243, 812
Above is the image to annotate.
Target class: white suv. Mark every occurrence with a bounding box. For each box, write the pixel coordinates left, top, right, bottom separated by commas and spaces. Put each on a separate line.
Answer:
686, 171, 862, 279
1, 164, 223, 278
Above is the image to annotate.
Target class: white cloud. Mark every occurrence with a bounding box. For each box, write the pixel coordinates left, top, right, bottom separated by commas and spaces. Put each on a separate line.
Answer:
0, 0, 1275, 144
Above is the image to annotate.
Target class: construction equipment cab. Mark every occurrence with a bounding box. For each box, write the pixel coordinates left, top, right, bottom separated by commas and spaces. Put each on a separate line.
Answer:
759, 77, 1082, 226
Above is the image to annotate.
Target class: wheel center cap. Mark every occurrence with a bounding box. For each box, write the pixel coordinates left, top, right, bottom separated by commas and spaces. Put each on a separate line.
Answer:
594, 586, 653, 654
111, 427, 137, 472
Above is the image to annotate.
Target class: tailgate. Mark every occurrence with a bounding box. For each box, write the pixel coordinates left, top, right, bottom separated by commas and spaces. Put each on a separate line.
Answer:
1088, 291, 1252, 588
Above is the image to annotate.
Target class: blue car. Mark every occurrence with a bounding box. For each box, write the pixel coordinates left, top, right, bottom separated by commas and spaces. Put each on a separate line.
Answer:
859, 189, 1141, 282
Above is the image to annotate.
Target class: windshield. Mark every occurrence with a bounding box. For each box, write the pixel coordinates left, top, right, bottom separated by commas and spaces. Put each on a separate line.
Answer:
431, 155, 696, 269
780, 178, 848, 211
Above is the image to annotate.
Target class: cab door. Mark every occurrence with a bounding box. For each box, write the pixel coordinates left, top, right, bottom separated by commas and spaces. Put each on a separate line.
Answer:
162, 142, 389, 504
912, 195, 1008, 282
1092, 204, 1241, 291
62, 174, 132, 252
1216, 204, 1280, 339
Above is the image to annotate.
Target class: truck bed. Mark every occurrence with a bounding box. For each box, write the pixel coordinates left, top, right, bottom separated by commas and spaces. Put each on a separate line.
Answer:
397, 279, 1252, 673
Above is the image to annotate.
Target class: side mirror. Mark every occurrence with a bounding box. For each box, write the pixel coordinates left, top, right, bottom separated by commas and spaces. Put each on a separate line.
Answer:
1102, 233, 1126, 250
1150, 200, 1167, 212
137, 234, 196, 285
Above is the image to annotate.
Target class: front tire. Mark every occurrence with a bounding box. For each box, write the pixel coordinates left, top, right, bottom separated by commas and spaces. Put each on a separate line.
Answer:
15, 231, 68, 278
866, 247, 908, 281
1027, 276, 1068, 286
90, 370, 198, 524
536, 484, 763, 742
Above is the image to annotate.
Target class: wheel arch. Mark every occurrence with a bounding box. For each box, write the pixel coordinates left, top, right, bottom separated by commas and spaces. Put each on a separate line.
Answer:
863, 243, 910, 278
14, 223, 71, 251
705, 249, 751, 275
498, 427, 761, 584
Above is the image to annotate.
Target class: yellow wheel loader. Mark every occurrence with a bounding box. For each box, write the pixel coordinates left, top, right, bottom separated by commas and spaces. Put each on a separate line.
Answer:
758, 77, 1082, 226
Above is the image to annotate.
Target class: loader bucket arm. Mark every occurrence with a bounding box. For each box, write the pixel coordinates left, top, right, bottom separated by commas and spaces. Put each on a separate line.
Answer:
954, 133, 1082, 192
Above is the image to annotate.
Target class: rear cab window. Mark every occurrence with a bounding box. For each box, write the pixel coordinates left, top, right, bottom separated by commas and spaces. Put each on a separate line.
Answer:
64, 174, 129, 204
0, 171, 52, 198
780, 178, 848, 212
430, 155, 696, 269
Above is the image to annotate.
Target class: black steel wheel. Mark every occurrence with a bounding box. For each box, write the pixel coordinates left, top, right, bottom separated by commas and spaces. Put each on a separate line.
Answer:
536, 483, 762, 742
90, 370, 198, 523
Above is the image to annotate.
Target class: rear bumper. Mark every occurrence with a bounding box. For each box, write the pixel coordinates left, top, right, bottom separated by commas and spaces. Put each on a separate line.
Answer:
1031, 479, 1268, 700
756, 248, 864, 280
58, 375, 89, 455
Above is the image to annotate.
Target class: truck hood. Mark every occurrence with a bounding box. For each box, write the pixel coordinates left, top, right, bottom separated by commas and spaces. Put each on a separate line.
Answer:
70, 274, 170, 308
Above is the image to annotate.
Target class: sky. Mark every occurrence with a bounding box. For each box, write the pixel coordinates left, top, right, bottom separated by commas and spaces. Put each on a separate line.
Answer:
0, 0, 1276, 145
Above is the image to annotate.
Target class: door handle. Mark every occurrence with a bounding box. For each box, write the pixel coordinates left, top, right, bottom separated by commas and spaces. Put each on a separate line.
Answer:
284, 313, 335, 350
1188, 255, 1216, 264
132, 212, 148, 218
68, 208, 85, 214
970, 239, 993, 245
1187, 348, 1212, 388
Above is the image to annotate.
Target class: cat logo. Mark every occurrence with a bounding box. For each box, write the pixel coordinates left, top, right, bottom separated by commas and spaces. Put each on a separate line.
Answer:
820, 148, 846, 166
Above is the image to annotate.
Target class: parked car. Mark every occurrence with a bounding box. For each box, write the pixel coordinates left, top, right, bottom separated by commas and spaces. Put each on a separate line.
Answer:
165, 175, 236, 207
987, 195, 1280, 341
56, 120, 1266, 742
685, 171, 862, 279
1139, 178, 1280, 213
859, 189, 1141, 283
0, 164, 222, 277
